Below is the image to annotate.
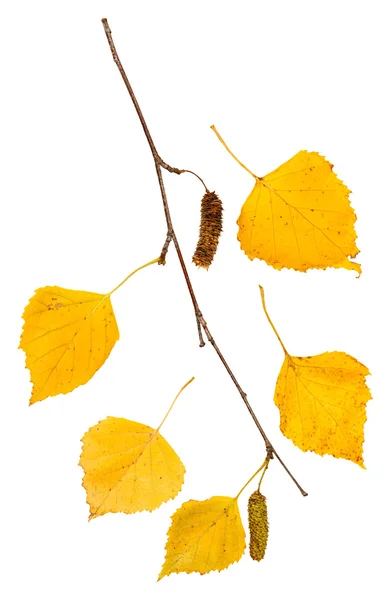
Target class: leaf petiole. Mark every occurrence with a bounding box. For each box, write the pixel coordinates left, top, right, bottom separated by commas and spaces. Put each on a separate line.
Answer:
259, 286, 289, 355
210, 125, 257, 179
156, 377, 195, 433
257, 459, 270, 492
108, 257, 161, 296
235, 457, 269, 500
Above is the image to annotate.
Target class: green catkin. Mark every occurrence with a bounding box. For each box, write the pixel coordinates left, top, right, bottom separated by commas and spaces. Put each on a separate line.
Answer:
192, 191, 223, 268
248, 491, 269, 561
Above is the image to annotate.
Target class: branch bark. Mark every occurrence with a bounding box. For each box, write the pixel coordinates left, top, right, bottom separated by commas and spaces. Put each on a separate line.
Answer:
101, 17, 308, 497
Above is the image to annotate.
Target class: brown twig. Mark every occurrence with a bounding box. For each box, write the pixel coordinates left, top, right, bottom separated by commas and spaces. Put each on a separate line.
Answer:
101, 17, 307, 497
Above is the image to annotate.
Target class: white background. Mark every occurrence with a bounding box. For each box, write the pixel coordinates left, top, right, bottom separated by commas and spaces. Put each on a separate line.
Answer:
1, 1, 390, 598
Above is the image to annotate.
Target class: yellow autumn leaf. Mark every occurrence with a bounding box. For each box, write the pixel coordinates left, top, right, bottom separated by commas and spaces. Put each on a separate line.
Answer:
211, 126, 360, 274
80, 417, 185, 519
20, 287, 119, 404
275, 352, 370, 466
19, 258, 159, 404
80, 377, 193, 520
260, 287, 371, 466
159, 496, 245, 579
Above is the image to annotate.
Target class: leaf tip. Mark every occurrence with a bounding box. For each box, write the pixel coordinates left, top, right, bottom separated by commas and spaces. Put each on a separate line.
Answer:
343, 258, 361, 277
29, 393, 40, 406
355, 452, 366, 469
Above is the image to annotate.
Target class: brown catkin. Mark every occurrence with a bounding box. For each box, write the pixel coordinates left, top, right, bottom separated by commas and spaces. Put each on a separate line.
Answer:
248, 491, 269, 561
192, 191, 223, 269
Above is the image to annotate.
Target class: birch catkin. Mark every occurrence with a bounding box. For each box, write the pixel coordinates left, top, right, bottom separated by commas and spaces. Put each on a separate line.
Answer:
192, 191, 223, 268
248, 490, 269, 561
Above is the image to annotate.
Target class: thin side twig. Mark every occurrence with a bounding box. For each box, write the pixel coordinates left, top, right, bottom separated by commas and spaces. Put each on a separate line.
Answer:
101, 18, 307, 497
